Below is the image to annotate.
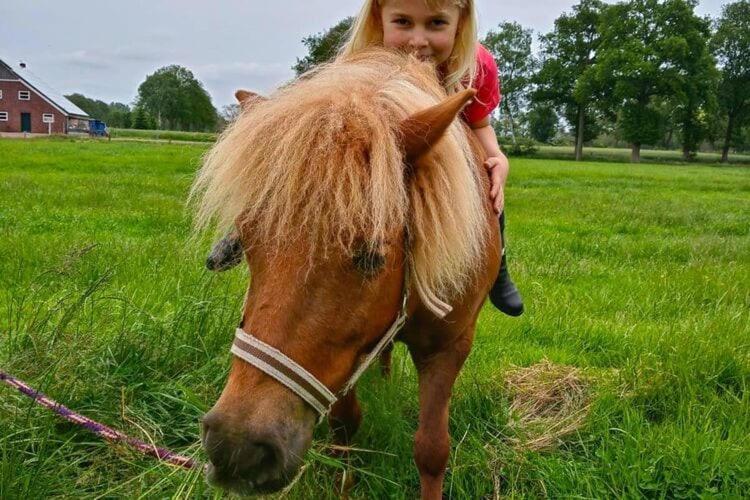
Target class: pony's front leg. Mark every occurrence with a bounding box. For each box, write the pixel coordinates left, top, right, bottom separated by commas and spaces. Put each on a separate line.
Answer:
410, 334, 472, 500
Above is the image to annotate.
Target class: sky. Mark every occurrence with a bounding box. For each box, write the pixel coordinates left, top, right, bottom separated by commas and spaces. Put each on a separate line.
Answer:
0, 0, 727, 110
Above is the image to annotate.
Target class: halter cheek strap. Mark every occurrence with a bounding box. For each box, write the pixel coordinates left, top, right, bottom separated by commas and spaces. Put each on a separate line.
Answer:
231, 265, 410, 423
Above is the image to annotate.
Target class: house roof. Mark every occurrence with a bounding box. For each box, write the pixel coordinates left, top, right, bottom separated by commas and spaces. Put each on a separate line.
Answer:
0, 58, 90, 118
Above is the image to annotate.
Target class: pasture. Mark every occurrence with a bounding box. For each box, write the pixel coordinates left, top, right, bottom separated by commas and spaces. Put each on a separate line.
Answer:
1, 137, 748, 498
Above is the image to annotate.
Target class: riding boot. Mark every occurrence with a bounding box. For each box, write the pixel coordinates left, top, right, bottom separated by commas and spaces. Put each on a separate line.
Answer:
205, 230, 244, 271
489, 211, 524, 316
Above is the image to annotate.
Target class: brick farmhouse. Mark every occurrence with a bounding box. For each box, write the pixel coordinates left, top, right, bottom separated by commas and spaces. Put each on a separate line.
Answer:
0, 58, 90, 134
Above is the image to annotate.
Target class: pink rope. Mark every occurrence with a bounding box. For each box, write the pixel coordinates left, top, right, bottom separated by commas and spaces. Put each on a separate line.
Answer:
1, 370, 201, 470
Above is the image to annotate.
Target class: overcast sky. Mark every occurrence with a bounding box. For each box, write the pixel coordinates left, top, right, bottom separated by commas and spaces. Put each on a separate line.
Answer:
0, 0, 726, 109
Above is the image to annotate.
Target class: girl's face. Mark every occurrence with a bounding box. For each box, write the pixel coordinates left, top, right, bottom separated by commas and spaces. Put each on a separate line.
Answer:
380, 0, 461, 66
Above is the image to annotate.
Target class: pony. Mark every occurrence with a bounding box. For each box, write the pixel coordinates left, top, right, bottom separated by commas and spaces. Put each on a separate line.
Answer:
191, 48, 501, 499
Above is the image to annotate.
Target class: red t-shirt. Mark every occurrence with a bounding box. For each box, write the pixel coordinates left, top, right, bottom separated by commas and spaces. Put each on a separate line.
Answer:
461, 43, 501, 125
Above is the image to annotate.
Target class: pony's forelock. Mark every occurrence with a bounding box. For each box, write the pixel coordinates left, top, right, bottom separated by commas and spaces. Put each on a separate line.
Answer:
191, 49, 487, 315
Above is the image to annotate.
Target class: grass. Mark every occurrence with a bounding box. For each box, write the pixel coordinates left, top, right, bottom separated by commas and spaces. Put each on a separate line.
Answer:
1, 137, 749, 498
534, 145, 750, 165
109, 128, 217, 143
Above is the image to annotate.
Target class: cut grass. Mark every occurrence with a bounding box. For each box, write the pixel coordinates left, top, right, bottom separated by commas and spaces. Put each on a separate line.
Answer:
1, 137, 749, 498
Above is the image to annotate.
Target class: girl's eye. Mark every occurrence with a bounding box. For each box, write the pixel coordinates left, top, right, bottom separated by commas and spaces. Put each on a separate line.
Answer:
431, 19, 448, 26
393, 18, 410, 26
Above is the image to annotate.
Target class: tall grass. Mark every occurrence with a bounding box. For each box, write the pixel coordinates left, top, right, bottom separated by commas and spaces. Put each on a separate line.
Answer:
1, 138, 748, 498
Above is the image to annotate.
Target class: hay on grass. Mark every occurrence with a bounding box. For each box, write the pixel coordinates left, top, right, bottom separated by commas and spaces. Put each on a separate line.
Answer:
504, 358, 594, 451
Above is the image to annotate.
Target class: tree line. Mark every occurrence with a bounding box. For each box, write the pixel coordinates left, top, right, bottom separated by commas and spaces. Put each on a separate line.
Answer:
491, 0, 749, 162
67, 65, 219, 133
67, 0, 748, 162
296, 0, 749, 163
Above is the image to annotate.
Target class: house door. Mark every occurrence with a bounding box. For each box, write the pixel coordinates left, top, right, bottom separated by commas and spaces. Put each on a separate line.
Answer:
21, 113, 31, 133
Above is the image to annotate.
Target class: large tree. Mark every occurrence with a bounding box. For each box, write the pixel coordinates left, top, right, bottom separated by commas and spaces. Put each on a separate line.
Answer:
136, 65, 217, 131
711, 0, 750, 163
659, 0, 717, 160
293, 17, 354, 76
594, 0, 719, 162
482, 22, 536, 144
535, 0, 605, 160
594, 0, 676, 162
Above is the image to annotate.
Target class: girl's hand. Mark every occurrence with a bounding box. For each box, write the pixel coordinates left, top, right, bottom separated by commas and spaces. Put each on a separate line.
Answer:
484, 155, 509, 214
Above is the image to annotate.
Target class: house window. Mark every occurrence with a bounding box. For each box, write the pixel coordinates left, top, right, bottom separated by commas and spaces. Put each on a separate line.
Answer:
0, 90, 3, 99
19, 90, 31, 100
0, 112, 8, 121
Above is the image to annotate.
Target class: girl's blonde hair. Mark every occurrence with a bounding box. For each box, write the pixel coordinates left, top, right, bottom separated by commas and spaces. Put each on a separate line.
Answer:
340, 0, 478, 93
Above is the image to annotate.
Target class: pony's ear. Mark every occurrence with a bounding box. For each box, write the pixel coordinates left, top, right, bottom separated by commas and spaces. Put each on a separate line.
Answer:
399, 88, 476, 163
235, 89, 267, 108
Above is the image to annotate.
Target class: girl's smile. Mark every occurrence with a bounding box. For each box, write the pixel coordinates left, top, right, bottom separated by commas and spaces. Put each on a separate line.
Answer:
380, 0, 461, 65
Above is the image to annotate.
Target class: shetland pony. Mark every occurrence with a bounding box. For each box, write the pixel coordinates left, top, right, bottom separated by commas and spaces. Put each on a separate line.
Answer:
192, 48, 500, 499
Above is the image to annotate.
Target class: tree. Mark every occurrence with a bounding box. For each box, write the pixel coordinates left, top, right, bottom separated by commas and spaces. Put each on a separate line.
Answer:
293, 17, 354, 75
220, 103, 241, 123
136, 65, 217, 131
131, 106, 155, 130
659, 0, 717, 160
66, 93, 133, 128
66, 93, 109, 120
535, 0, 605, 160
594, 0, 674, 162
711, 0, 750, 163
483, 22, 537, 144
107, 102, 131, 128
527, 104, 559, 143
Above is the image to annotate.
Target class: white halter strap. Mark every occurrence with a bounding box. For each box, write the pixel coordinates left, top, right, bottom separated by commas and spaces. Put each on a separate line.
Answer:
231, 264, 410, 423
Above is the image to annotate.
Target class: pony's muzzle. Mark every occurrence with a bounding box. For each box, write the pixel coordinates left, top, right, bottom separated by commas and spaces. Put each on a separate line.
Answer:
201, 409, 309, 495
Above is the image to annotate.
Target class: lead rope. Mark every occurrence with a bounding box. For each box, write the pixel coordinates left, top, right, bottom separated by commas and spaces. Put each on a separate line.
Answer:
0, 370, 201, 470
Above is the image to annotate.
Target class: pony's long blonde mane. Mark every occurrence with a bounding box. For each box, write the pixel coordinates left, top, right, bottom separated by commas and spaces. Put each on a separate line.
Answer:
192, 48, 487, 316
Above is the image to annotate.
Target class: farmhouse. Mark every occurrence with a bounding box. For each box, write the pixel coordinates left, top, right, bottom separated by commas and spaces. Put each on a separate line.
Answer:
0, 58, 90, 134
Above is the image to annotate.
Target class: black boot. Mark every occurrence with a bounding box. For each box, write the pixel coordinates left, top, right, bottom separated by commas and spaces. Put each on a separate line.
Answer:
489, 212, 524, 316
489, 253, 524, 316
205, 231, 244, 271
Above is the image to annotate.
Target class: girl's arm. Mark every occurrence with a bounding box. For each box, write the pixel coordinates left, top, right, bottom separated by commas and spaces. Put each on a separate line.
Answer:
470, 116, 508, 214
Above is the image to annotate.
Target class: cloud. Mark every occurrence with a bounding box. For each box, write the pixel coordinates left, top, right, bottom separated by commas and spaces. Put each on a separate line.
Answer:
61, 50, 111, 69
195, 61, 291, 81
61, 46, 175, 69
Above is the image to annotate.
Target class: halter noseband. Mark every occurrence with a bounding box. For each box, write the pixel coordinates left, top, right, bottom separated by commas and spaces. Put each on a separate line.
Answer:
231, 263, 410, 423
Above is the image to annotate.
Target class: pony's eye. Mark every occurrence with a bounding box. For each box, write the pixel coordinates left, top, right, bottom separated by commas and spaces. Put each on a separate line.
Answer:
352, 245, 385, 277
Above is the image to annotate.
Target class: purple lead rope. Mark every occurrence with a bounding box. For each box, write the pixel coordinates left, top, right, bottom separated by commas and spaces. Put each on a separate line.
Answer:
0, 370, 201, 470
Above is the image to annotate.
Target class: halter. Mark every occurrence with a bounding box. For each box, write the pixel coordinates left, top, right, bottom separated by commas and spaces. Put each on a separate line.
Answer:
230, 263, 410, 423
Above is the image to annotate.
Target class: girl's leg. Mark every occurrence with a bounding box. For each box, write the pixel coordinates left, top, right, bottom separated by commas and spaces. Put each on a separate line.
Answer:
205, 230, 244, 271
489, 211, 524, 316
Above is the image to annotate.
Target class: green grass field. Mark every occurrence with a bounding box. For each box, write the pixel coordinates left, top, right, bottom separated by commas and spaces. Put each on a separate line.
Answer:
1, 138, 749, 498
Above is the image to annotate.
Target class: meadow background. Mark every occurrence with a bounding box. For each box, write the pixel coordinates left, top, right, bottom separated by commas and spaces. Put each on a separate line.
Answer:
1, 137, 749, 498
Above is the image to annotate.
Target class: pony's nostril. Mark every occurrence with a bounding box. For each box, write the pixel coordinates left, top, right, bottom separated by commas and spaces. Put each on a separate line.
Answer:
201, 411, 223, 436
245, 442, 274, 470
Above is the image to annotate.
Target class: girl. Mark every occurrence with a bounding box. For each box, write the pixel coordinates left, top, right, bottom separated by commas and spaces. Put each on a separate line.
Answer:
206, 0, 523, 316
